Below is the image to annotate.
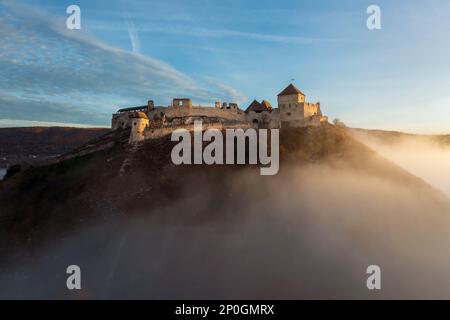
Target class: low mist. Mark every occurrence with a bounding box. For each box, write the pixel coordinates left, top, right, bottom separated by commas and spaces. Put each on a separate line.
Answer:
351, 131, 450, 198
2, 158, 450, 299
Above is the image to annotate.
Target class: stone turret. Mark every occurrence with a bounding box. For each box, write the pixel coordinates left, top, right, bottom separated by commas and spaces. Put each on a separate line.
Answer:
129, 112, 149, 143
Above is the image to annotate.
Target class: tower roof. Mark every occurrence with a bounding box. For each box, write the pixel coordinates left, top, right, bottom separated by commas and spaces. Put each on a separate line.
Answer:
277, 84, 305, 96
260, 100, 273, 110
245, 99, 261, 112
245, 99, 272, 113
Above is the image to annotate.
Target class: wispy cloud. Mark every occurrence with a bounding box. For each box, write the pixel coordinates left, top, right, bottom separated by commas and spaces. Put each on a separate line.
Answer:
126, 20, 141, 54
0, 1, 246, 126
89, 22, 345, 45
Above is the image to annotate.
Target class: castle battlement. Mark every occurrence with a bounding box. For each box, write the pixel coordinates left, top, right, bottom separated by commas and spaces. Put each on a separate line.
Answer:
111, 84, 328, 143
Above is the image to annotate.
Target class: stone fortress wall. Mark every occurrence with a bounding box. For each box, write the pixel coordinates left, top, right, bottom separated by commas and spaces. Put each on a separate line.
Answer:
112, 101, 246, 131
111, 83, 328, 143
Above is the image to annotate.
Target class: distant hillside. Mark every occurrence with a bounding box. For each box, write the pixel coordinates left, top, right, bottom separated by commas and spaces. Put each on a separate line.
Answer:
0, 127, 109, 167
349, 128, 450, 146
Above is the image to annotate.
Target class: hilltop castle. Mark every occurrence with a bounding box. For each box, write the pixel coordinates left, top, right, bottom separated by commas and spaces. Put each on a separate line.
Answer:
111, 83, 328, 143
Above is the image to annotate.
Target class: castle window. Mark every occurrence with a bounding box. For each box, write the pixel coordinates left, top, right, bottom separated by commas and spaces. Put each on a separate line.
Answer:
287, 112, 291, 116
252, 119, 259, 124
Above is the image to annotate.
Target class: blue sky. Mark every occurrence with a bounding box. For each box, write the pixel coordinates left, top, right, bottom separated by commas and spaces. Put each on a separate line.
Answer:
0, 0, 449, 132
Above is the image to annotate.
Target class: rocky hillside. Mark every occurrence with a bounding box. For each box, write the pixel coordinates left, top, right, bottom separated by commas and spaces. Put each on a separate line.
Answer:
1, 124, 450, 299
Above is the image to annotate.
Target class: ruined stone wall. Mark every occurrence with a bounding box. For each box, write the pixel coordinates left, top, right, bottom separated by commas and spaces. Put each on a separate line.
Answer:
172, 98, 192, 108
147, 106, 246, 123
113, 105, 247, 131
143, 122, 250, 140
303, 102, 321, 117
112, 113, 132, 130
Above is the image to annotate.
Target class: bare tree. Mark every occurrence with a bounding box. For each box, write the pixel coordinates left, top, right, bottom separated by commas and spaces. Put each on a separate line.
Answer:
333, 118, 346, 127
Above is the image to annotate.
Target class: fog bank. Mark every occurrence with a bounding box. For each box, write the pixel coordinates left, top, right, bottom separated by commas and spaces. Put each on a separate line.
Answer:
1, 162, 450, 299
352, 131, 450, 198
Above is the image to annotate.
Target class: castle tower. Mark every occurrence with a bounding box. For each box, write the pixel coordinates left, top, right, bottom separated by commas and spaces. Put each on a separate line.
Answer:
277, 83, 305, 108
277, 83, 325, 127
129, 112, 149, 143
